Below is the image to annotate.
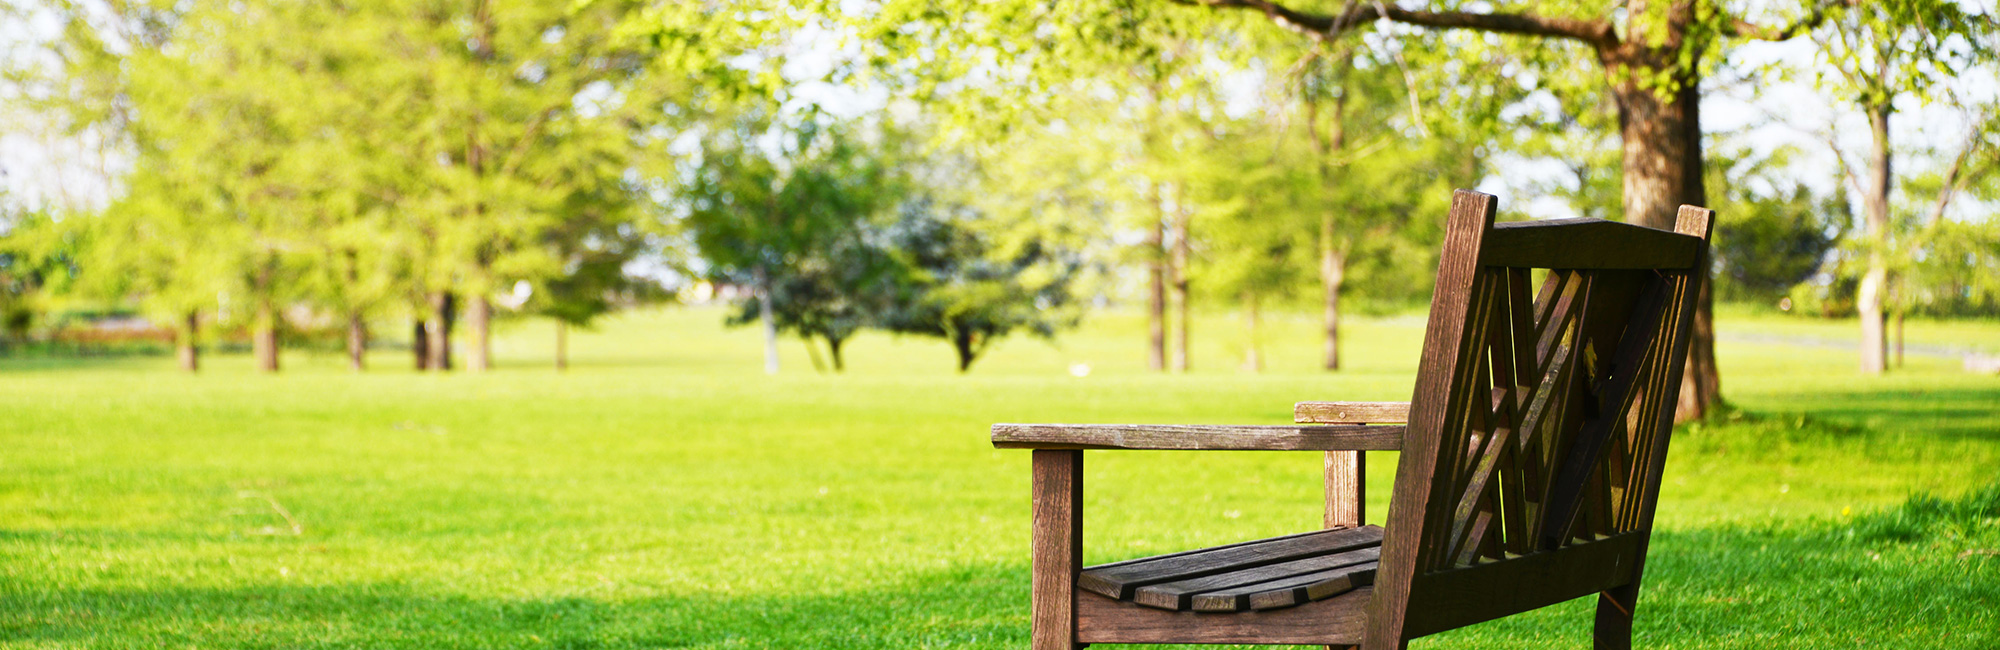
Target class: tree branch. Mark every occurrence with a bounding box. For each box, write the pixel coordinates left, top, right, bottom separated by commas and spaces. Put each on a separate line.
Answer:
1175, 0, 1615, 46
1722, 1, 1852, 42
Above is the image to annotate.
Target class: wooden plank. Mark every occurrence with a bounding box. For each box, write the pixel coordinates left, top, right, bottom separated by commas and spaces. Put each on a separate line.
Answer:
1077, 526, 1383, 600
1130, 546, 1380, 611
1367, 189, 1498, 650
1402, 532, 1644, 638
1479, 218, 1704, 270
1077, 586, 1369, 646
1241, 564, 1377, 611
1031, 450, 1082, 650
992, 423, 1403, 451
1294, 401, 1410, 424
1324, 450, 1365, 528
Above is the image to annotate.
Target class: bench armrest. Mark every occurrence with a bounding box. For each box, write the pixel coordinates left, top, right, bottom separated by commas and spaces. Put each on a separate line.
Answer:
1294, 401, 1410, 424
992, 424, 1404, 451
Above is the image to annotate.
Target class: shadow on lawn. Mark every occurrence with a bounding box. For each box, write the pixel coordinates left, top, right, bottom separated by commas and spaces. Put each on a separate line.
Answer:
1741, 385, 2000, 443
7, 491, 1996, 650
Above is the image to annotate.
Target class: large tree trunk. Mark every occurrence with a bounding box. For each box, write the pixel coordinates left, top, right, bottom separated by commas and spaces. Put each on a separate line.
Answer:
253, 301, 279, 373
756, 265, 778, 375
1146, 199, 1168, 372
427, 292, 455, 371
1611, 65, 1718, 422
1171, 206, 1191, 373
1321, 230, 1345, 372
828, 336, 845, 372
413, 318, 431, 371
176, 310, 199, 373
346, 312, 367, 372
554, 320, 568, 372
468, 294, 492, 373
1857, 104, 1892, 375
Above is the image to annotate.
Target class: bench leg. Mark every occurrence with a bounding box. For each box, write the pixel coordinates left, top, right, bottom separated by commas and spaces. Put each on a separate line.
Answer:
1032, 450, 1083, 650
1593, 582, 1638, 650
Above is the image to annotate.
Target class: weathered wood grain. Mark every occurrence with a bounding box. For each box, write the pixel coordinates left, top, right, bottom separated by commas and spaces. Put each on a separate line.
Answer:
992, 424, 1403, 451
1293, 401, 1410, 424
1184, 557, 1377, 612
1031, 450, 1082, 650
1324, 450, 1365, 528
1295, 402, 1396, 529
1077, 587, 1369, 646
1078, 526, 1383, 601
1480, 218, 1703, 270
1366, 189, 1497, 649
1130, 546, 1380, 611
1237, 564, 1376, 612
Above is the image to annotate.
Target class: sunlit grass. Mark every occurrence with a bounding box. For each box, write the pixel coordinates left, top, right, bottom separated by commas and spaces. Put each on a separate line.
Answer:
2, 306, 1996, 648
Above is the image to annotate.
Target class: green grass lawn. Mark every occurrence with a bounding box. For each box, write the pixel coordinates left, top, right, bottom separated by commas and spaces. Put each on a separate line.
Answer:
2, 307, 1997, 649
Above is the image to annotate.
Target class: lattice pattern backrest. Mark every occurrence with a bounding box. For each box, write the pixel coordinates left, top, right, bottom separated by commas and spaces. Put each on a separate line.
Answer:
1381, 190, 1713, 577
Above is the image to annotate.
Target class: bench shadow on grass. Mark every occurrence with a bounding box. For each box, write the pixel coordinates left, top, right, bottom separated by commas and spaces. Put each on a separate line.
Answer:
9, 497, 1997, 650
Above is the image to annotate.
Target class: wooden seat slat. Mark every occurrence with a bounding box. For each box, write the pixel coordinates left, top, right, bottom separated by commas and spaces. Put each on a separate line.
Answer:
1223, 563, 1377, 612
1077, 526, 1383, 600
1131, 546, 1380, 611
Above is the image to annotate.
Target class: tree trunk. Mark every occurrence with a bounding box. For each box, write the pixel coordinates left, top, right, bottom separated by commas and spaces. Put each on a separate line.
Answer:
804, 336, 827, 373
1146, 200, 1168, 372
1310, 57, 1350, 373
554, 320, 568, 372
1321, 227, 1346, 372
757, 265, 779, 375
177, 310, 199, 373
1611, 64, 1718, 422
1171, 206, 1191, 373
414, 318, 431, 371
253, 301, 279, 373
467, 294, 492, 373
346, 312, 367, 372
829, 336, 845, 372
1857, 104, 1892, 375
954, 329, 977, 373
427, 292, 454, 371
1241, 290, 1262, 373
1893, 309, 1905, 369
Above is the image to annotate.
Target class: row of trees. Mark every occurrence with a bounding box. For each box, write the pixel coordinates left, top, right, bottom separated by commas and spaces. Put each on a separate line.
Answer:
5, 0, 719, 372
1, 1, 1088, 374
841, 0, 2000, 419
4, 1, 1998, 396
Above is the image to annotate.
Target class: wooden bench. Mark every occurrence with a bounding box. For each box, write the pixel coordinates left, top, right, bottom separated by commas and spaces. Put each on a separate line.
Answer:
993, 190, 1714, 649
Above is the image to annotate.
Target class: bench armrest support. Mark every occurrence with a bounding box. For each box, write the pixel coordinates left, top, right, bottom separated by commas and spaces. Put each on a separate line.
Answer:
1293, 401, 1410, 424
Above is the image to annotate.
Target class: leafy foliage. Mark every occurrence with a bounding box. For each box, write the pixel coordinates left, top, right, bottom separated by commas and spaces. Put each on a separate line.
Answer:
875, 196, 1087, 372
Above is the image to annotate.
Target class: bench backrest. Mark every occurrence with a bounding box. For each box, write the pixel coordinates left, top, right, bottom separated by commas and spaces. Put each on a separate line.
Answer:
1368, 190, 1713, 641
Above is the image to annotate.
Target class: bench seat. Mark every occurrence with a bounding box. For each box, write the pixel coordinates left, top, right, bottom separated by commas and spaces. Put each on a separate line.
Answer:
1079, 526, 1384, 612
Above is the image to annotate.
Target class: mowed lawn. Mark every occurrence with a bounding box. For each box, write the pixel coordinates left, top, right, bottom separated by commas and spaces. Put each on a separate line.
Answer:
3, 307, 1997, 649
